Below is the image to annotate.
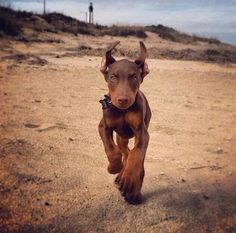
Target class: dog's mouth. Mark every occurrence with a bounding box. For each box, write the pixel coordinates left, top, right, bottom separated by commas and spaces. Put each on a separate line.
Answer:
113, 100, 134, 110
116, 104, 130, 110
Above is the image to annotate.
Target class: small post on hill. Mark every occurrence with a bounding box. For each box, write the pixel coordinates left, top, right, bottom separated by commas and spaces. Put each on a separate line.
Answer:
0, 0, 11, 7
86, 12, 88, 23
43, 0, 46, 15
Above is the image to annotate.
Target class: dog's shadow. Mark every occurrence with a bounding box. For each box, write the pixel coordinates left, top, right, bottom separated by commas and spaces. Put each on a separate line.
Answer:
142, 186, 171, 204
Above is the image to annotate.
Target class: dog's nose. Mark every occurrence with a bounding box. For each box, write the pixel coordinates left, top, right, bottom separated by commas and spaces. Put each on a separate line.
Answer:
117, 97, 129, 105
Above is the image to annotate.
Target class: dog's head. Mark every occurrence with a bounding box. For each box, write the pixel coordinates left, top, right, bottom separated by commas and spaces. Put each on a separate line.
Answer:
100, 41, 149, 110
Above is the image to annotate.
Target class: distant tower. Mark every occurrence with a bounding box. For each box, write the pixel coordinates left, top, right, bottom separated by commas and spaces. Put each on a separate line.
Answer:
88, 2, 94, 24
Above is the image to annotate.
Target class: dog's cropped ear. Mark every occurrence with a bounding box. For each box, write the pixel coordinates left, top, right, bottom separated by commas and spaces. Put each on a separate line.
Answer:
100, 41, 120, 74
135, 41, 149, 80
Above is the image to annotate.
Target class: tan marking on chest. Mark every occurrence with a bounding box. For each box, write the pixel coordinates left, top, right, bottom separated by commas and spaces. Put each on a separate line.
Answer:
105, 117, 124, 128
126, 112, 142, 129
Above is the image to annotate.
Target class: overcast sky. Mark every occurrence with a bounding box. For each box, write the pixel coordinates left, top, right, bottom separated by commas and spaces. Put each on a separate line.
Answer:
7, 0, 236, 44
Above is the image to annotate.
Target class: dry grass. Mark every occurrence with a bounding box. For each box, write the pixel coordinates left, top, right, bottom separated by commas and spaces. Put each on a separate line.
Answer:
0, 6, 236, 63
0, 6, 222, 42
0, 7, 22, 36
146, 25, 221, 44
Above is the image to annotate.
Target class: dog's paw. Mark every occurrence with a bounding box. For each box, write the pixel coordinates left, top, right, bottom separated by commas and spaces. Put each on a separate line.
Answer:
114, 169, 124, 186
107, 160, 123, 174
125, 192, 142, 205
117, 169, 144, 204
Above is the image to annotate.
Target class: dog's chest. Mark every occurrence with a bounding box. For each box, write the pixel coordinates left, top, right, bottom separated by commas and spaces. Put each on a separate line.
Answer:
105, 111, 139, 138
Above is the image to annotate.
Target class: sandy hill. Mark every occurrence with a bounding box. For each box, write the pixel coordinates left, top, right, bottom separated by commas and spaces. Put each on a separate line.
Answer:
0, 6, 236, 63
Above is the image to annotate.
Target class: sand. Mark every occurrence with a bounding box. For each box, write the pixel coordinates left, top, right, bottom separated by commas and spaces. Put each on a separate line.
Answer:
0, 35, 236, 233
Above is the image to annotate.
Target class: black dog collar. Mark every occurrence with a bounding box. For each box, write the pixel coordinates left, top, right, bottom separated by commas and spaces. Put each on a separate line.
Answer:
99, 95, 111, 109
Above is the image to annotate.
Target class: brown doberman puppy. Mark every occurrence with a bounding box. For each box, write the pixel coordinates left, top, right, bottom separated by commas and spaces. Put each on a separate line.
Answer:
98, 41, 151, 204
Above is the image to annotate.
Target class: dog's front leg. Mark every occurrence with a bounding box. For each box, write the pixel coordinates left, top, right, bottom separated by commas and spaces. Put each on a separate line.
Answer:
98, 119, 123, 174
118, 126, 149, 204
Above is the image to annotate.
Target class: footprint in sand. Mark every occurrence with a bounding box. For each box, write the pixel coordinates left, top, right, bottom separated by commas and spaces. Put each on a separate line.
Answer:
24, 123, 67, 131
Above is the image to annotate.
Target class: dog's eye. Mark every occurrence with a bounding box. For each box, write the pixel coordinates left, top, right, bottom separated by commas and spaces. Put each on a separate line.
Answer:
110, 76, 118, 81
131, 76, 138, 81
